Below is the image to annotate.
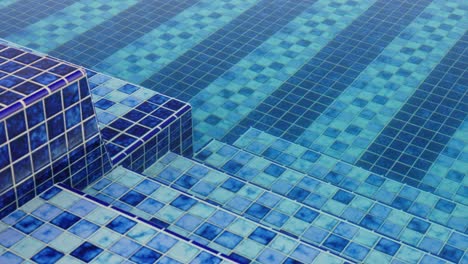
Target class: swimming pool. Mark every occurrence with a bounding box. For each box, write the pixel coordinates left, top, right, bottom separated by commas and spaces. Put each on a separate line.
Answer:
0, 0, 466, 263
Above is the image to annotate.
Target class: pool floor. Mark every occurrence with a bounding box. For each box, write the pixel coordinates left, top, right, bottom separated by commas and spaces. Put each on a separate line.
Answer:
0, 0, 466, 263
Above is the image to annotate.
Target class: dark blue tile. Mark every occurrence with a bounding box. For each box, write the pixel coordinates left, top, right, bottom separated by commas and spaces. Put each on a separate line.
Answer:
15, 53, 41, 64
0, 75, 23, 88
195, 223, 222, 240
170, 195, 197, 211
0, 167, 13, 193
95, 98, 115, 110
221, 160, 243, 174
39, 186, 61, 200
391, 196, 412, 210
332, 190, 355, 204
221, 178, 244, 192
110, 118, 133, 131
174, 175, 198, 189
31, 247, 64, 264
0, 61, 23, 72
407, 218, 430, 234
44, 92, 62, 118
50, 212, 80, 229
33, 72, 59, 85
439, 245, 463, 263
13, 156, 32, 182
0, 144, 10, 168
6, 111, 26, 139
13, 215, 44, 234
359, 214, 383, 230
245, 203, 270, 219
50, 64, 76, 76
130, 247, 162, 264
70, 242, 103, 262
375, 238, 400, 256
120, 190, 146, 206
47, 114, 64, 140
118, 84, 139, 94
248, 227, 276, 245
106, 215, 137, 234
264, 164, 286, 177
287, 187, 310, 202
0, 121, 6, 145
294, 207, 318, 223
26, 101, 45, 128
435, 199, 455, 213
14, 81, 41, 94
191, 252, 221, 264
323, 234, 349, 252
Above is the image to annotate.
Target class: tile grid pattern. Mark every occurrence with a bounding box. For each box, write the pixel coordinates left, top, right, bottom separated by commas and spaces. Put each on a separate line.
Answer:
0, 186, 233, 264
191, 0, 377, 150
425, 119, 468, 205
5, 0, 140, 53
87, 71, 192, 165
296, 0, 466, 166
0, 44, 109, 219
233, 128, 468, 233
140, 0, 316, 101
224, 0, 433, 144
357, 33, 467, 191
195, 141, 467, 263
0, 0, 79, 37
93, 0, 260, 84
49, 0, 200, 68
86, 166, 352, 264
145, 153, 457, 263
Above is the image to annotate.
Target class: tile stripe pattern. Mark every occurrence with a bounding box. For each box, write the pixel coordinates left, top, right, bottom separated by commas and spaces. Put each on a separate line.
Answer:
140, 0, 316, 101
0, 186, 232, 263
190, 0, 378, 150
224, 0, 434, 144
295, 0, 466, 165
145, 153, 455, 264
93, 0, 260, 84
49, 0, 200, 68
87, 166, 351, 264
0, 0, 79, 37
424, 119, 468, 204
357, 33, 467, 190
233, 128, 468, 233
5, 0, 140, 53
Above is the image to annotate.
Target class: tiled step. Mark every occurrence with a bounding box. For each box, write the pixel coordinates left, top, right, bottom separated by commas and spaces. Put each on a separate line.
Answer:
85, 166, 352, 264
0, 185, 232, 264
144, 153, 456, 264
233, 128, 468, 233
87, 70, 193, 166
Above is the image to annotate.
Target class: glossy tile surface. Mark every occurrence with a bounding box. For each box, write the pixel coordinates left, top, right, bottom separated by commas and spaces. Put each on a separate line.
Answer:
0, 185, 234, 264
0, 0, 467, 262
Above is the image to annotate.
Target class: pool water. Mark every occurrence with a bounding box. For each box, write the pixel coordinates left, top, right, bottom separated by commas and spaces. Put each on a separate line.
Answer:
0, 0, 466, 263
